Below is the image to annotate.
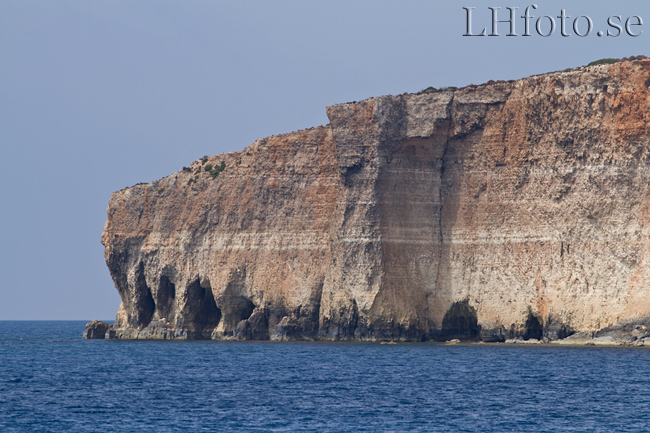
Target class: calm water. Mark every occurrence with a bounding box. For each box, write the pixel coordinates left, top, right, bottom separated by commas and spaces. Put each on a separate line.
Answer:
1, 321, 649, 432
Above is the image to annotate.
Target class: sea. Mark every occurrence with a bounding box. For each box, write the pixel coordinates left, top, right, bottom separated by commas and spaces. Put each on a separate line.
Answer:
1, 321, 649, 432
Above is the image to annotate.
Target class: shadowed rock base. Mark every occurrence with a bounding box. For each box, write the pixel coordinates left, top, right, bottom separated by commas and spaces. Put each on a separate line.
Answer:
86, 317, 650, 346
84, 300, 589, 343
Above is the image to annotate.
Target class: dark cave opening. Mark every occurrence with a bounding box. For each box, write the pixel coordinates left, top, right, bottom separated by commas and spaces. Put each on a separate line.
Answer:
133, 263, 155, 329
524, 312, 544, 340
183, 279, 221, 332
441, 300, 480, 341
156, 275, 176, 321
220, 295, 256, 334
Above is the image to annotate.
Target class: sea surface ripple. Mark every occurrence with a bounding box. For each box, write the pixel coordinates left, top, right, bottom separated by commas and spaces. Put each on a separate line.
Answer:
1, 321, 649, 432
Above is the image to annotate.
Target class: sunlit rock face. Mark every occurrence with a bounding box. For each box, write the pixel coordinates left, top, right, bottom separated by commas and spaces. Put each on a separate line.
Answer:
100, 59, 650, 341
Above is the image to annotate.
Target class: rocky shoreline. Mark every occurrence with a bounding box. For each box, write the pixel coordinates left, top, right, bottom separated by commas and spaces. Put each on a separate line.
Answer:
84, 319, 650, 347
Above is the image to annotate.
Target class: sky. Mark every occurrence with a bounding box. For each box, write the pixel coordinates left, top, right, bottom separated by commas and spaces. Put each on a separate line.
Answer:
1, 0, 649, 320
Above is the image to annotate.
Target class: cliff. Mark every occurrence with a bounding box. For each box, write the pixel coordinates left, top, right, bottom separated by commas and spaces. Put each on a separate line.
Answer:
92, 58, 650, 343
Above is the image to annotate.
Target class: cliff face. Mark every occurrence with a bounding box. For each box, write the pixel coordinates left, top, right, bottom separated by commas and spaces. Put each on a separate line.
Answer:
100, 59, 650, 341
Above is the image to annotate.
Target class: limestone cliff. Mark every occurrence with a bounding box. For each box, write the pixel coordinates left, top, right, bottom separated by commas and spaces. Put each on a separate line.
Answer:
96, 58, 650, 342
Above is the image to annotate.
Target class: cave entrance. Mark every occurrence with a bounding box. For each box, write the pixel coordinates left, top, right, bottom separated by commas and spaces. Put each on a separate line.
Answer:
182, 279, 221, 333
132, 262, 155, 329
219, 295, 255, 334
156, 275, 176, 321
524, 312, 543, 340
441, 300, 480, 341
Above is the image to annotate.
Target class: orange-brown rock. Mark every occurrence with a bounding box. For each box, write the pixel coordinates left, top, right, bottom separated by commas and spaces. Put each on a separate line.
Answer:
98, 59, 650, 342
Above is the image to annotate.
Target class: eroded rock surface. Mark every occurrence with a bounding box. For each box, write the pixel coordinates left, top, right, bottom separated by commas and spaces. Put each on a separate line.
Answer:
83, 320, 111, 339
97, 59, 650, 342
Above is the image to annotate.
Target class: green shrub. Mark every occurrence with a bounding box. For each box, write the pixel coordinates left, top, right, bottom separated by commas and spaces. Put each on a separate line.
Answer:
182, 166, 191, 173
157, 187, 165, 194
645, 77, 650, 87
208, 161, 226, 179
421, 86, 458, 93
204, 164, 213, 172
587, 58, 618, 67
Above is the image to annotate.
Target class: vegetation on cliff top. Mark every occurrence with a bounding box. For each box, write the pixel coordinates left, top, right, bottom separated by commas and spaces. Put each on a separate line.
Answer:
586, 58, 619, 67
419, 55, 649, 95
203, 160, 226, 179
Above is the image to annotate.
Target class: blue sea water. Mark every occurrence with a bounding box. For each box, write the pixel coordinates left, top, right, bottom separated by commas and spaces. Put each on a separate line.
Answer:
1, 322, 650, 432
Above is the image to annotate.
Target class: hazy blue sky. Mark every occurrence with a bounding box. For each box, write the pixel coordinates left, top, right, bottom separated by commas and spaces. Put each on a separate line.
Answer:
1, 1, 649, 320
